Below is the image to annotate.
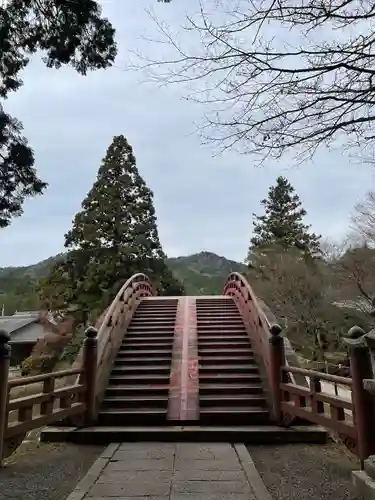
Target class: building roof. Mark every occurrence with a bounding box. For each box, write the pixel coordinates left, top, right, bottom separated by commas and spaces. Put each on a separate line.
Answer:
0, 314, 38, 335
13, 311, 40, 316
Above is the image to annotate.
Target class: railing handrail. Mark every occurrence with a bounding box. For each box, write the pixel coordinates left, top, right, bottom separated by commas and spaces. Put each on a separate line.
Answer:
224, 272, 375, 463
90, 273, 154, 415
0, 274, 154, 463
223, 271, 276, 415
0, 327, 98, 465
225, 271, 272, 327
282, 365, 352, 387
8, 368, 82, 388
70, 272, 153, 385
95, 272, 150, 345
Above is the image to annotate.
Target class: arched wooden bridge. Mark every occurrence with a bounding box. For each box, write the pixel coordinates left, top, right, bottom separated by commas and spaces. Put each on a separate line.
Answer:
1, 273, 375, 470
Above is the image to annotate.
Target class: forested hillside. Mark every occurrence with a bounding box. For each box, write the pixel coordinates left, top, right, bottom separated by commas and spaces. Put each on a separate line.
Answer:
0, 251, 245, 314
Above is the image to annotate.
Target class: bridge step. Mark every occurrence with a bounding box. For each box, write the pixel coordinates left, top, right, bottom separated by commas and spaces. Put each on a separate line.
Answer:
109, 373, 170, 383
199, 407, 269, 425
114, 349, 172, 356
113, 356, 172, 364
196, 298, 270, 425
199, 384, 263, 394
131, 314, 177, 319
111, 365, 171, 374
106, 385, 170, 395
41, 425, 328, 445
199, 348, 254, 355
127, 325, 176, 331
199, 342, 252, 349
102, 395, 169, 409
200, 395, 266, 406
132, 314, 177, 320
97, 296, 270, 427
119, 343, 174, 350
99, 408, 168, 425
97, 298, 178, 426
198, 326, 248, 332
121, 337, 175, 343
199, 358, 257, 366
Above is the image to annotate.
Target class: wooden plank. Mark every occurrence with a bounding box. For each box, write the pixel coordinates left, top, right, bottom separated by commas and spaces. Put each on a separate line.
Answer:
280, 383, 353, 410
280, 401, 356, 437
8, 368, 82, 388
5, 403, 85, 438
184, 297, 199, 421
167, 297, 185, 421
168, 297, 199, 421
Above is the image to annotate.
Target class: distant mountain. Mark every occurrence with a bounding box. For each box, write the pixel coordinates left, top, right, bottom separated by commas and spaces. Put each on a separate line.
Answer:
0, 251, 246, 313
168, 251, 246, 295
0, 255, 64, 282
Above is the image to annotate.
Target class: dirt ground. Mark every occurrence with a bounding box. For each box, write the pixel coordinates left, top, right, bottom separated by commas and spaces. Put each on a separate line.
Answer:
0, 431, 103, 500
249, 441, 361, 500
0, 426, 362, 500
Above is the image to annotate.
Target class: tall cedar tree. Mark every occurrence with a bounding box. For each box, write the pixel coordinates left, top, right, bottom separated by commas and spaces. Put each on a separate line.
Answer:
39, 135, 183, 315
248, 176, 321, 263
0, 0, 171, 228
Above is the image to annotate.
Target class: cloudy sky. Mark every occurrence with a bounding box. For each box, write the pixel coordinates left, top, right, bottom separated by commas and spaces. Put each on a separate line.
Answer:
1, 0, 374, 267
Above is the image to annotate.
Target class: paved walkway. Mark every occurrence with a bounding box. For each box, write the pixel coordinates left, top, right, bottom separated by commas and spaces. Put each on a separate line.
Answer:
66, 442, 271, 500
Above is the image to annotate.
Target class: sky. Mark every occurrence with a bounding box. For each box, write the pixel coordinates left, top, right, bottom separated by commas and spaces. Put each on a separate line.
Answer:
1, 0, 375, 267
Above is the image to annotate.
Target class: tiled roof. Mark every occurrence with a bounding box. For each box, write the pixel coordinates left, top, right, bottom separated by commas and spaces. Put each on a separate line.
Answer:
0, 315, 38, 335
13, 311, 40, 317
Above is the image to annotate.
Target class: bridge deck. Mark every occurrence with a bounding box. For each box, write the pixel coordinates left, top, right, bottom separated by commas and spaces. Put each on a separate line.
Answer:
65, 442, 271, 500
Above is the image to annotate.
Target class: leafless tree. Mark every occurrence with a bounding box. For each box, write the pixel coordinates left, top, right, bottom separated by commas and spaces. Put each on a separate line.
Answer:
320, 238, 348, 263
138, 0, 375, 162
352, 190, 375, 246
248, 246, 335, 364
334, 245, 375, 315
316, 232, 375, 318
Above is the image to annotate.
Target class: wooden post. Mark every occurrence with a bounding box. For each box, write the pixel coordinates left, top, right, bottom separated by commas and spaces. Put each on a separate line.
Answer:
0, 330, 10, 467
83, 326, 98, 425
268, 324, 284, 423
347, 337, 375, 468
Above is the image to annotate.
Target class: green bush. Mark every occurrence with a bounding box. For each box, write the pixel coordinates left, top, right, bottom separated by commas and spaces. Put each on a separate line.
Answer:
20, 354, 58, 375
61, 327, 86, 363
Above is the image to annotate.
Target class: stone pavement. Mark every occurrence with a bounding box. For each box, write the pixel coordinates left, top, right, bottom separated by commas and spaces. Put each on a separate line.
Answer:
66, 442, 272, 500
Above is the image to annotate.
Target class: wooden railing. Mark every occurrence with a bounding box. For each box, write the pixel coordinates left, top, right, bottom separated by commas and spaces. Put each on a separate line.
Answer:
0, 327, 97, 466
223, 272, 278, 415
223, 272, 375, 466
280, 365, 353, 432
68, 272, 153, 419
0, 272, 154, 464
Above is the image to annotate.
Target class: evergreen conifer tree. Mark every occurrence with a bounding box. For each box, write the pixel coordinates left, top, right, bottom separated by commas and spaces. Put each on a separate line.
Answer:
40, 135, 183, 314
159, 265, 186, 296
248, 176, 321, 263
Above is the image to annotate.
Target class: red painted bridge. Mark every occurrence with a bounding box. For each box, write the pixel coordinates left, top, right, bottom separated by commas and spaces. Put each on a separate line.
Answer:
1, 273, 375, 469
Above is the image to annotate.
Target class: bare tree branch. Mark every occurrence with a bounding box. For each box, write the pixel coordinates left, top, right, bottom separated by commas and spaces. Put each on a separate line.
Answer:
352, 190, 375, 245
135, 0, 375, 162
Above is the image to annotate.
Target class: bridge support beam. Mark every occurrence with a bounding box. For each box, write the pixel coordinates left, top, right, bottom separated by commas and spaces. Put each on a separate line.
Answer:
168, 297, 199, 422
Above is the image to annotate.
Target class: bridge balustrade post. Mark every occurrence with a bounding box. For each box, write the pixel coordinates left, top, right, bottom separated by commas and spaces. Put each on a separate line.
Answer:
346, 332, 375, 466
268, 324, 284, 423
0, 330, 10, 467
83, 326, 98, 425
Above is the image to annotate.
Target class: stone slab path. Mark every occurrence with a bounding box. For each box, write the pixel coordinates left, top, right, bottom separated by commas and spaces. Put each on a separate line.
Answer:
66, 442, 272, 500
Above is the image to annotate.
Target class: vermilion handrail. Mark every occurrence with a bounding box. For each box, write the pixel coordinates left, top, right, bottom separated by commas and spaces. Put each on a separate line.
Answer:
223, 272, 375, 464
69, 273, 154, 399
223, 272, 274, 405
